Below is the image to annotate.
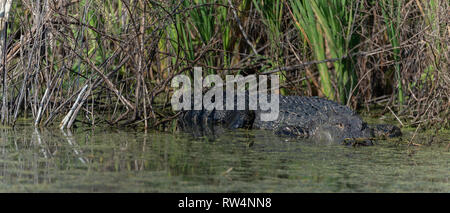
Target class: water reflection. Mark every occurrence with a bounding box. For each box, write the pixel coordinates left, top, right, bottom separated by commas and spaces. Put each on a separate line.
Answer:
60, 129, 87, 164
0, 125, 448, 192
32, 127, 49, 159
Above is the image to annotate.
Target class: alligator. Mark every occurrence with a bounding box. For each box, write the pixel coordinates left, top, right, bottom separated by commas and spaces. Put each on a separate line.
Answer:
177, 94, 401, 145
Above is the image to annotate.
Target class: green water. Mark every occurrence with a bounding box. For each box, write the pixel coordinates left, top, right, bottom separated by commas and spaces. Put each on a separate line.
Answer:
0, 123, 448, 192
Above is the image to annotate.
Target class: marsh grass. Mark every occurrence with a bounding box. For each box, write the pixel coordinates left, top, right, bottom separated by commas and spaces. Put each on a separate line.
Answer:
380, 0, 404, 106
0, 0, 447, 129
289, 0, 361, 104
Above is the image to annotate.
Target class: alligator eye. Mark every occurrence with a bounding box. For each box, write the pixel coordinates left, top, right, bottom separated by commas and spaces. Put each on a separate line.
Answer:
336, 123, 344, 129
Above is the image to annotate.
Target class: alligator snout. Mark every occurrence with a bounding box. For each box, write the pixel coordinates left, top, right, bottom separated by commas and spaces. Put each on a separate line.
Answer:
313, 123, 374, 145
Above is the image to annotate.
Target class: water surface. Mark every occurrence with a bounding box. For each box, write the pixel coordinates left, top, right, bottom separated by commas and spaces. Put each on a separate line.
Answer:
0, 123, 448, 192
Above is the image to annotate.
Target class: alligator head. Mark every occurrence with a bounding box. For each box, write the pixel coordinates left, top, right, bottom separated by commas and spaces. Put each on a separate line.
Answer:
313, 114, 374, 145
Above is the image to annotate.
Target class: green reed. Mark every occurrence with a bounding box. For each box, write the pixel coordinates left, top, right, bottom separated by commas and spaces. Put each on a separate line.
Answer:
253, 0, 286, 94
289, 0, 359, 103
380, 0, 404, 106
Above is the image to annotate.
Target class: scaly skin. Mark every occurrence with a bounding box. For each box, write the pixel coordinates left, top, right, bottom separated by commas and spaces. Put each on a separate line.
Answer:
253, 96, 374, 145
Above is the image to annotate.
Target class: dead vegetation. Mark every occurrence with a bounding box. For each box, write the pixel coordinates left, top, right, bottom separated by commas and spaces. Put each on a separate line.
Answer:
0, 0, 447, 130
